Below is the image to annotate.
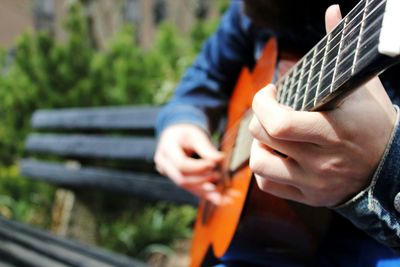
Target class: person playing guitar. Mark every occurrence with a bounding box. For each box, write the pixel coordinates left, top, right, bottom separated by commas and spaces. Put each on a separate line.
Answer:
155, 0, 400, 266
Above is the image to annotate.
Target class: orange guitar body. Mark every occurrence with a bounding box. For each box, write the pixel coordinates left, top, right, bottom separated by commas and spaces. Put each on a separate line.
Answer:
190, 39, 331, 267
190, 38, 276, 267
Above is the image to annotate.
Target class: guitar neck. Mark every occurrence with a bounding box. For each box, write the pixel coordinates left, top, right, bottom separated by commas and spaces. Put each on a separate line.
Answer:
276, 0, 400, 111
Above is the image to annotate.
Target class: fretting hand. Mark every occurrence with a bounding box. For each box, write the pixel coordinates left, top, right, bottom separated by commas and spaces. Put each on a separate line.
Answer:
248, 5, 397, 207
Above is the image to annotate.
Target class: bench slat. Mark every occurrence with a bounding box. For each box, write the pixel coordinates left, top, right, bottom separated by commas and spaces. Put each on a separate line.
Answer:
26, 134, 156, 162
31, 106, 160, 131
20, 159, 197, 206
0, 241, 70, 267
0, 217, 149, 267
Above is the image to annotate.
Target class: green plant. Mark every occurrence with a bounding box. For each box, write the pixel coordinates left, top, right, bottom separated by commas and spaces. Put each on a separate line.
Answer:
99, 202, 196, 259
0, 165, 54, 227
0, 0, 220, 259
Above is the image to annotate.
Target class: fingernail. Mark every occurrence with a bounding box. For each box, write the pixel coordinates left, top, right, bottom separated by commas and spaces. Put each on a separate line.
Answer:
202, 183, 215, 191
207, 192, 222, 205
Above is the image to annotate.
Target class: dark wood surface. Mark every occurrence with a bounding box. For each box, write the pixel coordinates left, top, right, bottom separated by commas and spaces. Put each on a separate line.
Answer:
31, 106, 160, 133
20, 159, 197, 205
25, 134, 156, 162
0, 216, 149, 267
21, 105, 198, 205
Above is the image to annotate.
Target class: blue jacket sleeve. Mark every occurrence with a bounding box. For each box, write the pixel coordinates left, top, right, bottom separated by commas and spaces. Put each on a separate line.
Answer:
334, 106, 400, 252
156, 0, 259, 136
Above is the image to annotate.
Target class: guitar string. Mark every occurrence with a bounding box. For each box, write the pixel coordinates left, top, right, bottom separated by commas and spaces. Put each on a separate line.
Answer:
276, 0, 371, 91
286, 3, 384, 109
220, 0, 385, 147
277, 0, 382, 97
301, 26, 381, 109
280, 0, 385, 107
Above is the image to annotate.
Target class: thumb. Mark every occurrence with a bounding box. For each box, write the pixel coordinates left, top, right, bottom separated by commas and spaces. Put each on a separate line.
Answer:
191, 130, 224, 162
325, 5, 342, 33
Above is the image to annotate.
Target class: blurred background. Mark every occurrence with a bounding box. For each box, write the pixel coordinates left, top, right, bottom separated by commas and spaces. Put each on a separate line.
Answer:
0, 0, 228, 266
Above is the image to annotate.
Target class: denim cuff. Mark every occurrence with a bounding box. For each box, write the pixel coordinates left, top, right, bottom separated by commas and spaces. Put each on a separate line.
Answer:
155, 104, 210, 138
334, 105, 400, 247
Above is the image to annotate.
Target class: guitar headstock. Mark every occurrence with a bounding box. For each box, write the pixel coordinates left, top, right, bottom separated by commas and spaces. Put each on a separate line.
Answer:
378, 0, 400, 57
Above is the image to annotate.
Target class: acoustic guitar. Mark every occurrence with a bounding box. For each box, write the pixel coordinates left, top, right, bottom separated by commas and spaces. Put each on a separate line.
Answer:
190, 0, 400, 266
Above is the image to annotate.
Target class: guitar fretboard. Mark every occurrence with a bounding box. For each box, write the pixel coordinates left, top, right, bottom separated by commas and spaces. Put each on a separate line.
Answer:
276, 0, 388, 111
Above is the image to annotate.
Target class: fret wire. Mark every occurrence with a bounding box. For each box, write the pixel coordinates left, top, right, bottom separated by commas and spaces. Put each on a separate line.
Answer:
276, 56, 310, 103
302, 30, 381, 110
277, 68, 291, 103
330, 15, 349, 93
323, 11, 383, 96
301, 46, 319, 110
297, 28, 381, 109
276, 76, 283, 102
284, 72, 293, 106
335, 0, 369, 76
278, 0, 384, 105
293, 56, 308, 110
279, 75, 291, 104
352, 0, 370, 74
287, 68, 299, 107
283, 0, 385, 108
303, 42, 380, 110
307, 41, 328, 108
276, 82, 283, 101
314, 33, 332, 107
293, 16, 383, 110
275, 0, 371, 87
350, 21, 382, 73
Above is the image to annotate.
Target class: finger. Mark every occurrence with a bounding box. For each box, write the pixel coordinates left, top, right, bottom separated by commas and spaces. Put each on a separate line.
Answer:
249, 140, 306, 188
157, 153, 185, 184
254, 174, 305, 203
325, 5, 342, 33
186, 182, 222, 205
249, 115, 310, 160
252, 84, 337, 144
180, 171, 222, 185
159, 154, 219, 185
158, 154, 222, 204
162, 143, 217, 174
189, 130, 224, 162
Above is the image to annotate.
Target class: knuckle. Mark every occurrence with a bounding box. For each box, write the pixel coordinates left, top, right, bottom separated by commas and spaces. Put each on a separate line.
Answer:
252, 91, 264, 110
314, 157, 342, 177
255, 175, 270, 192
249, 156, 263, 174
327, 134, 343, 146
267, 116, 292, 139
248, 118, 261, 137
304, 194, 325, 207
248, 118, 256, 134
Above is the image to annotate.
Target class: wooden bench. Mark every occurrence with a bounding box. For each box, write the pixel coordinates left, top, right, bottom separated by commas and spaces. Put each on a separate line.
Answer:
0, 215, 148, 267
20, 106, 196, 206
11, 105, 197, 266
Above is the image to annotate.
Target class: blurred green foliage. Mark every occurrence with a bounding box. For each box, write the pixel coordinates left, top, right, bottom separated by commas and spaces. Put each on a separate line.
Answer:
0, 0, 222, 260
99, 201, 196, 258
0, 164, 54, 226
